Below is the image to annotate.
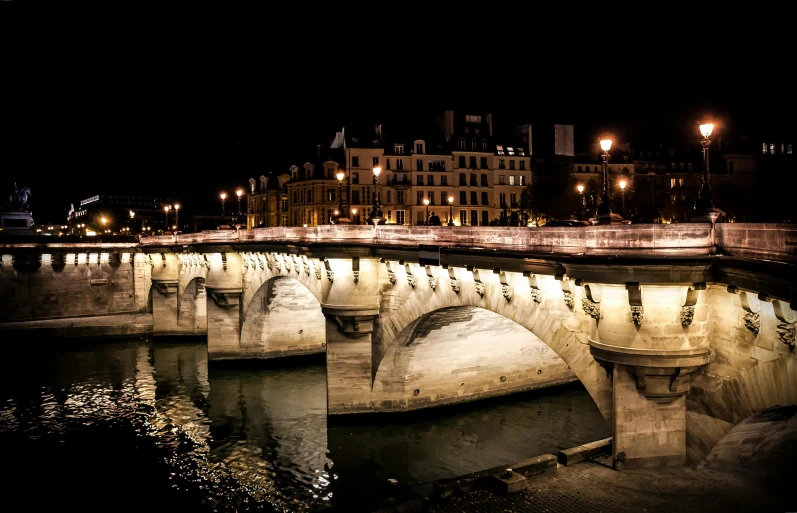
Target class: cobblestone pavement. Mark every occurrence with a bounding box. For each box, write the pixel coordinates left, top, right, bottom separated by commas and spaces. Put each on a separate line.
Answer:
429, 455, 792, 513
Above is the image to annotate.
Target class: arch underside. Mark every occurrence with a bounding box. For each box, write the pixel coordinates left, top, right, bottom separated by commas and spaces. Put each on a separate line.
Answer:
374, 279, 612, 419
372, 306, 582, 411
239, 275, 325, 358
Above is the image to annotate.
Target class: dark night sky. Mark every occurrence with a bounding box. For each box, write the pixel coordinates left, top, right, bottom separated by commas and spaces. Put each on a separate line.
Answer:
2, 31, 794, 223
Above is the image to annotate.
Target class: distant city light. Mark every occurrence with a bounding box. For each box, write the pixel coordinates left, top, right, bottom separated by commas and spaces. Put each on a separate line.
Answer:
600, 139, 612, 152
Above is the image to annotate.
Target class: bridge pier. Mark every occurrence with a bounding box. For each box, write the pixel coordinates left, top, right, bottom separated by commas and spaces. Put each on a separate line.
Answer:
204, 252, 244, 359
322, 257, 381, 414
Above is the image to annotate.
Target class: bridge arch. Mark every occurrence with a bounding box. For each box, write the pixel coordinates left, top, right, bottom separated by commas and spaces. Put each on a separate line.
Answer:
239, 275, 326, 358
373, 306, 584, 411
377, 276, 612, 419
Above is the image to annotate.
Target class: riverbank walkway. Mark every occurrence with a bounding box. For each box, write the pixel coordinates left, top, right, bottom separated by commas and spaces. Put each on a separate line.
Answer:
429, 454, 789, 513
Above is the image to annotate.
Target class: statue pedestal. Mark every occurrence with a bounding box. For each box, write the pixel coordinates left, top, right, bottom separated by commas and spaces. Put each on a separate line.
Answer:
0, 211, 34, 235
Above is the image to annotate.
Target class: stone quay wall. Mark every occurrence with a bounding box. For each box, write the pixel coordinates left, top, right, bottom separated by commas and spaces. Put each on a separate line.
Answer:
0, 247, 149, 322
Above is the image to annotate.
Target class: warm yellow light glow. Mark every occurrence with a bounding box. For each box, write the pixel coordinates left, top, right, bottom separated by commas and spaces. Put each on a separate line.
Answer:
220, 193, 227, 200
164, 205, 170, 212
351, 208, 357, 215
423, 198, 430, 205
101, 217, 107, 225
448, 196, 454, 204
600, 139, 612, 152
174, 204, 180, 211
129, 210, 135, 218
302, 223, 307, 228
577, 184, 584, 193
333, 209, 339, 215
619, 180, 627, 190
336, 171, 345, 181
236, 189, 243, 198
699, 123, 714, 138
373, 167, 381, 177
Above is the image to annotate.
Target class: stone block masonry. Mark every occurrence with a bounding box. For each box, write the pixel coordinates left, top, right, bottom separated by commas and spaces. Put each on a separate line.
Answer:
0, 251, 147, 321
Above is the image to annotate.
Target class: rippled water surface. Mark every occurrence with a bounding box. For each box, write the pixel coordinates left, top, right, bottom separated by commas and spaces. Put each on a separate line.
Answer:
0, 339, 609, 512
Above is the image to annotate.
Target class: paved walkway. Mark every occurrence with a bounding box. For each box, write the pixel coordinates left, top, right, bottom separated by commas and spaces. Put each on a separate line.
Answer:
0, 313, 152, 339
429, 455, 791, 513
0, 313, 152, 329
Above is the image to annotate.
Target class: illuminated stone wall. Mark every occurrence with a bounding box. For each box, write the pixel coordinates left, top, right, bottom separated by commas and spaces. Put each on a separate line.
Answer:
239, 276, 325, 358
0, 251, 146, 321
686, 285, 797, 463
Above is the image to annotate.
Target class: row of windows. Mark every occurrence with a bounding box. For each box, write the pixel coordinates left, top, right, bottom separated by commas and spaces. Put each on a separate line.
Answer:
412, 190, 519, 208
350, 155, 528, 170
763, 143, 793, 155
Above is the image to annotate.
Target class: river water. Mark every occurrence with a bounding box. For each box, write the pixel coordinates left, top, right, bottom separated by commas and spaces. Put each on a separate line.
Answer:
0, 338, 609, 512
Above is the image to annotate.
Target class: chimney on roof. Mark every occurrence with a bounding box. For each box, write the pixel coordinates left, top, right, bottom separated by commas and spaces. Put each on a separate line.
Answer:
249, 177, 256, 194
259, 175, 267, 193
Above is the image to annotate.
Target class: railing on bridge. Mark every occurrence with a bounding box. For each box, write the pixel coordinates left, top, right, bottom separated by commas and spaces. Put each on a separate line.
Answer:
139, 223, 797, 262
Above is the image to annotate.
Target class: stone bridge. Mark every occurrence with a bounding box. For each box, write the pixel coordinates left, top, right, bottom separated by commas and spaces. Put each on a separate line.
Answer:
2, 223, 796, 471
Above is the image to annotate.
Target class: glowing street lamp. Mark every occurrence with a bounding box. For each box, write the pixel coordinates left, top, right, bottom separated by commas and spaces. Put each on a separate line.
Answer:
351, 207, 357, 224
101, 217, 108, 226
334, 171, 345, 223
618, 180, 627, 213
423, 197, 430, 225
692, 122, 723, 222
220, 192, 227, 220
236, 189, 243, 218
163, 204, 171, 229
173, 204, 180, 231
592, 138, 622, 224
368, 167, 383, 225
447, 195, 455, 226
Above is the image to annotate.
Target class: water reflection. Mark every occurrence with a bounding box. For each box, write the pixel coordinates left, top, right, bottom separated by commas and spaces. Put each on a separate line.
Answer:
0, 340, 609, 512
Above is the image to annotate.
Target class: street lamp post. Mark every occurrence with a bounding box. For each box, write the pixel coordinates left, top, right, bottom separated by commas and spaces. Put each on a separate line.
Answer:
591, 139, 623, 224
163, 205, 170, 230
335, 171, 345, 223
691, 123, 724, 223
368, 167, 383, 225
236, 189, 243, 220
576, 184, 585, 220
423, 198, 430, 225
351, 208, 357, 224
447, 195, 454, 226
174, 204, 180, 231
618, 180, 626, 214
220, 192, 227, 222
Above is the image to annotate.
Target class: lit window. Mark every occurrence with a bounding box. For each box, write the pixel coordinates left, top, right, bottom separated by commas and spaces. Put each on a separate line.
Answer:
763, 142, 768, 154
496, 145, 505, 155
519, 176, 525, 186
671, 195, 676, 204
507, 147, 514, 155
509, 175, 515, 185
770, 143, 775, 155
788, 144, 793, 154
678, 178, 683, 187
518, 148, 525, 155
465, 115, 482, 124
670, 178, 676, 189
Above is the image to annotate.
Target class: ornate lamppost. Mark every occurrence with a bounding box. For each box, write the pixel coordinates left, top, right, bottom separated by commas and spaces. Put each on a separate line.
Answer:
351, 208, 358, 224
618, 180, 626, 214
334, 171, 345, 224
173, 204, 180, 232
163, 205, 170, 230
220, 192, 227, 221
447, 195, 454, 226
368, 167, 383, 225
590, 138, 625, 224
236, 190, 243, 221
691, 123, 724, 223
423, 198, 430, 225
576, 184, 585, 220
